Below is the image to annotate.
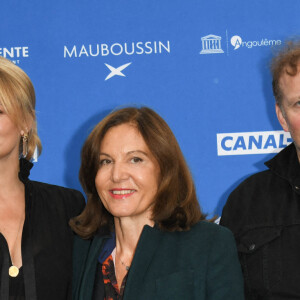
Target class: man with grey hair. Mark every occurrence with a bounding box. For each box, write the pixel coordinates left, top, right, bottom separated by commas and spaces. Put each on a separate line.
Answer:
221, 41, 300, 299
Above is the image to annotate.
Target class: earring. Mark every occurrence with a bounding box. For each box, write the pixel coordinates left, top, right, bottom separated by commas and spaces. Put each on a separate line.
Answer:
21, 131, 28, 158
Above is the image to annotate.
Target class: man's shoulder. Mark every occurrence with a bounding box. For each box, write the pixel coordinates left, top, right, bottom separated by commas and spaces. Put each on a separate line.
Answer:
221, 145, 297, 234
225, 168, 283, 212
221, 167, 292, 233
233, 169, 274, 191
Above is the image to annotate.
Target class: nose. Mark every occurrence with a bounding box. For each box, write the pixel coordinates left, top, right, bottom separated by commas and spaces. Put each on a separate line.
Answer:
111, 162, 129, 182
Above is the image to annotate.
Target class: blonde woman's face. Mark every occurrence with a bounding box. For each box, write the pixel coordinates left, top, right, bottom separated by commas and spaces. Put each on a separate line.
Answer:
0, 105, 21, 161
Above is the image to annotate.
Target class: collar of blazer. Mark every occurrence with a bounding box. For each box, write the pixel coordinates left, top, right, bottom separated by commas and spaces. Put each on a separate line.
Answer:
75, 224, 163, 300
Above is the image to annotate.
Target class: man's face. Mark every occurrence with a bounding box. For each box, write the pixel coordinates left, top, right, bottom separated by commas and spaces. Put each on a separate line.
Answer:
276, 65, 300, 160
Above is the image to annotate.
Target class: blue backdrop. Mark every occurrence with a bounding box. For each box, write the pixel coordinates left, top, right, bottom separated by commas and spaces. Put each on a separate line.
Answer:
1, 1, 299, 216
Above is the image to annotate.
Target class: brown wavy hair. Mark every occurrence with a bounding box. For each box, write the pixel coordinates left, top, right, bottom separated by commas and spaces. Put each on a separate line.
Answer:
271, 40, 300, 107
0, 57, 42, 160
70, 107, 204, 238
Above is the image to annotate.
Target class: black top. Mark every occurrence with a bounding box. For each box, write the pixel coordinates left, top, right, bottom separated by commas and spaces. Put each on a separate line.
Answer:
221, 143, 300, 299
0, 159, 85, 300
9, 266, 24, 300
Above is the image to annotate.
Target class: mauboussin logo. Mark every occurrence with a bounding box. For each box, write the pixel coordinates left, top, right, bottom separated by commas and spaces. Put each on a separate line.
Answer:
230, 35, 281, 50
64, 40, 170, 58
64, 40, 171, 81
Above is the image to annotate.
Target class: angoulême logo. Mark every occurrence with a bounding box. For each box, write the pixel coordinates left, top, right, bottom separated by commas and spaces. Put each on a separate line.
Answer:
64, 40, 170, 58
230, 35, 281, 50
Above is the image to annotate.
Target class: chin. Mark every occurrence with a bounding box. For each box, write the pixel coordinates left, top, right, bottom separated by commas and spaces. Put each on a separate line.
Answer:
109, 210, 133, 218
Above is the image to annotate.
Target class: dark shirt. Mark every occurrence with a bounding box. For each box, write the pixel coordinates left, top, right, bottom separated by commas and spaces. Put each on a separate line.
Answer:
221, 143, 300, 299
0, 159, 85, 300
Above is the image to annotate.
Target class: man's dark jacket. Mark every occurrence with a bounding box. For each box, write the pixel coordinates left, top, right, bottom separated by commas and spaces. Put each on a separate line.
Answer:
221, 143, 300, 299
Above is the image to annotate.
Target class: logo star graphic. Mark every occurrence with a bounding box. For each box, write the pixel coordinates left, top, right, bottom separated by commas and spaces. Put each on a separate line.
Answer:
104, 62, 132, 81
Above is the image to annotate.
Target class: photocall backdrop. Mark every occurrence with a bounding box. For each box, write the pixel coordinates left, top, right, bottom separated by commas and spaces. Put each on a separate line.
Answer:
1, 1, 299, 217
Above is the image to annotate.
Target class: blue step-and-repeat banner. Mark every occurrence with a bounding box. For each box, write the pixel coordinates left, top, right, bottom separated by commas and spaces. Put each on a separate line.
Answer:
1, 1, 299, 216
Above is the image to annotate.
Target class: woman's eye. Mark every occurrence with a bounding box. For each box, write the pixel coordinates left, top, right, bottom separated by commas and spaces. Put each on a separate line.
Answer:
100, 159, 111, 166
130, 157, 142, 163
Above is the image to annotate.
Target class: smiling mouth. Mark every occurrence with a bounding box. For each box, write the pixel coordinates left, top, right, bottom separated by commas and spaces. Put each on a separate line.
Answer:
110, 189, 135, 195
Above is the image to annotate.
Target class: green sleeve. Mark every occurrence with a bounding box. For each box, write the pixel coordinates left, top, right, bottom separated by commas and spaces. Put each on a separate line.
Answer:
206, 227, 245, 300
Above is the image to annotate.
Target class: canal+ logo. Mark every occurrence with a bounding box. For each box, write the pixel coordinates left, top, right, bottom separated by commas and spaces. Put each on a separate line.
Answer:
217, 131, 292, 156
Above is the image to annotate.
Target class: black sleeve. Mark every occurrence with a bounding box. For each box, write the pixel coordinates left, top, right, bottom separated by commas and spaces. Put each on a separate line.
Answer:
65, 188, 86, 220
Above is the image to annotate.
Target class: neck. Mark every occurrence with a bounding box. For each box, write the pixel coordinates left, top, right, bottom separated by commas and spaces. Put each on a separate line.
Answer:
114, 216, 154, 258
0, 156, 23, 203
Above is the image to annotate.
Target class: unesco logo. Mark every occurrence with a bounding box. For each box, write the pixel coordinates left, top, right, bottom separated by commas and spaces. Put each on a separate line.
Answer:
199, 34, 224, 55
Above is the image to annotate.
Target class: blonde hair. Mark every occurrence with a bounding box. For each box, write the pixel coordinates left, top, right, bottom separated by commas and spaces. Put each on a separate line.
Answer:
0, 56, 42, 160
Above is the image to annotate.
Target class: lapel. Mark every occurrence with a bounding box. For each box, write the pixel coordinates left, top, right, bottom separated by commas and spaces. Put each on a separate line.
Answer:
77, 234, 110, 300
73, 235, 92, 299
123, 225, 163, 300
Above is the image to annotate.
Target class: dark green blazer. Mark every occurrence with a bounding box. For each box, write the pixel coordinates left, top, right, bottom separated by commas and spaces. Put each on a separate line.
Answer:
73, 221, 244, 300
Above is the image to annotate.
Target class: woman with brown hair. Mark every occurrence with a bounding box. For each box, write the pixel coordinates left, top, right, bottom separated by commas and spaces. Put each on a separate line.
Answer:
71, 106, 244, 300
0, 56, 85, 299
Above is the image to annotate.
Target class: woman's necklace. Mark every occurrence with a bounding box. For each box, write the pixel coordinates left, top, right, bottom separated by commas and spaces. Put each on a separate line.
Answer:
113, 249, 131, 271
120, 259, 130, 271
8, 216, 23, 277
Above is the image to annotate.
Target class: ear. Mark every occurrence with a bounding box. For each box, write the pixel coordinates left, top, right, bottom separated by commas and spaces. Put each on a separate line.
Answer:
21, 118, 33, 135
275, 103, 289, 132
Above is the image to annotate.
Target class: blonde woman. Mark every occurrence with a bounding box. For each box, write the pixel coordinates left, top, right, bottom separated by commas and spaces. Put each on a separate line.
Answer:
0, 57, 84, 299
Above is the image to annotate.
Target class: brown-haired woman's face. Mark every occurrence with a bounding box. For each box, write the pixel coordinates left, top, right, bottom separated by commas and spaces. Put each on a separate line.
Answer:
95, 123, 160, 221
